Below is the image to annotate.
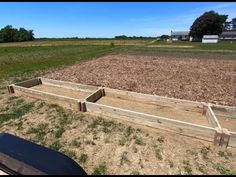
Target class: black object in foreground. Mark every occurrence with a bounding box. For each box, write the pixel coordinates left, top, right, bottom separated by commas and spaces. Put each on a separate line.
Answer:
0, 132, 87, 175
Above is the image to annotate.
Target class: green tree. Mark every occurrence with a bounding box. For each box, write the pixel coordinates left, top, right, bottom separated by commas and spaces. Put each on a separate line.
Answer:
189, 11, 228, 40
232, 18, 236, 30
0, 25, 18, 42
0, 25, 34, 42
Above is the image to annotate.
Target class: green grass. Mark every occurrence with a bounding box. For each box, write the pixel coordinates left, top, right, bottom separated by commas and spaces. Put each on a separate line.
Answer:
217, 151, 232, 159
124, 126, 134, 138
128, 45, 236, 60
0, 45, 131, 85
134, 135, 145, 145
79, 153, 88, 164
183, 160, 192, 175
155, 148, 163, 160
72, 138, 81, 148
92, 163, 107, 175
0, 102, 34, 124
48, 104, 71, 138
200, 146, 211, 160
87, 118, 119, 133
153, 40, 236, 50
26, 123, 49, 143
130, 170, 140, 175
212, 163, 234, 175
61, 149, 77, 160
49, 140, 62, 151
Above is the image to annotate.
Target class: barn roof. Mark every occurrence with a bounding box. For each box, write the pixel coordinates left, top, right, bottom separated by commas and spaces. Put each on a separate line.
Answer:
221, 31, 236, 36
203, 35, 219, 38
171, 31, 189, 36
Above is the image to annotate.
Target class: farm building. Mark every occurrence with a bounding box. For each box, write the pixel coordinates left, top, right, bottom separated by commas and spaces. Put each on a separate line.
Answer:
171, 31, 189, 41
202, 35, 219, 43
220, 31, 236, 40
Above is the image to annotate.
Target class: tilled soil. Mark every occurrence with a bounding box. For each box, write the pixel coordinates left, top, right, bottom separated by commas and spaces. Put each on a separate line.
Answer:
46, 54, 236, 106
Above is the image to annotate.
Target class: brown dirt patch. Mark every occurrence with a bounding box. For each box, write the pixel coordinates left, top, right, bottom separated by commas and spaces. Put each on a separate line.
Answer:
45, 54, 236, 106
96, 92, 210, 126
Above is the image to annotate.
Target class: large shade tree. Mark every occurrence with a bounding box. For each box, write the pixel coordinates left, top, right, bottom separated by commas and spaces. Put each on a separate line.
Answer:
0, 25, 34, 42
189, 11, 228, 40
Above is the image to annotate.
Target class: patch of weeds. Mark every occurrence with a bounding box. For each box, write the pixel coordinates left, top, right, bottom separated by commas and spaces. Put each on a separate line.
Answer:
75, 113, 85, 122
62, 149, 76, 160
186, 149, 198, 156
54, 127, 65, 138
196, 163, 208, 174
26, 123, 48, 143
8, 96, 18, 101
157, 136, 164, 143
88, 118, 118, 133
72, 138, 81, 148
88, 119, 100, 129
16, 121, 23, 130
213, 163, 233, 175
124, 126, 134, 138
85, 140, 96, 145
134, 136, 145, 145
79, 153, 88, 164
200, 146, 210, 160
0, 102, 34, 124
101, 119, 117, 133
92, 163, 107, 175
52, 105, 71, 138
119, 137, 127, 146
16, 99, 24, 105
104, 138, 111, 144
120, 151, 130, 165
130, 170, 140, 175
49, 140, 62, 151
182, 160, 192, 175
145, 133, 149, 137
168, 160, 174, 168
36, 101, 46, 109
218, 151, 232, 159
155, 148, 163, 160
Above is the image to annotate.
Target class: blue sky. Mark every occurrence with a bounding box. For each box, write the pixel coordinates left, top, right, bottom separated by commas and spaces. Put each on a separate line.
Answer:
0, 2, 236, 38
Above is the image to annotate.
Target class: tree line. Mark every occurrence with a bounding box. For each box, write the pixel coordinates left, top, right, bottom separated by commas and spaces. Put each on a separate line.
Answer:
0, 25, 34, 42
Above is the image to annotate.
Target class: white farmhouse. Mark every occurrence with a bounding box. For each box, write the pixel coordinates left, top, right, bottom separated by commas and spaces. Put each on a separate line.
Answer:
202, 35, 219, 43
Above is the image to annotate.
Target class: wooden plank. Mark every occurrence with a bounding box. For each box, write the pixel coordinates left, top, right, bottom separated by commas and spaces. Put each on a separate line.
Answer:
85, 102, 215, 141
211, 104, 236, 119
13, 85, 80, 111
104, 87, 203, 111
14, 78, 41, 88
228, 131, 236, 147
85, 89, 103, 103
205, 104, 221, 129
40, 77, 98, 92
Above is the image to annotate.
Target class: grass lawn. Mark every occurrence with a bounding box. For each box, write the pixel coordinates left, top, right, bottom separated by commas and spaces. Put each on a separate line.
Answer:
152, 40, 236, 50
0, 45, 132, 86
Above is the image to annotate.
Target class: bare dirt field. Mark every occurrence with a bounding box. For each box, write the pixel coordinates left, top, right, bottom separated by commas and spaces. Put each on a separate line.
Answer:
46, 54, 236, 106
0, 92, 236, 175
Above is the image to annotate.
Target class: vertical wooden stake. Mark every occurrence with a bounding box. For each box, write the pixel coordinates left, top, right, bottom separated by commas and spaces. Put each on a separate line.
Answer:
214, 127, 222, 146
